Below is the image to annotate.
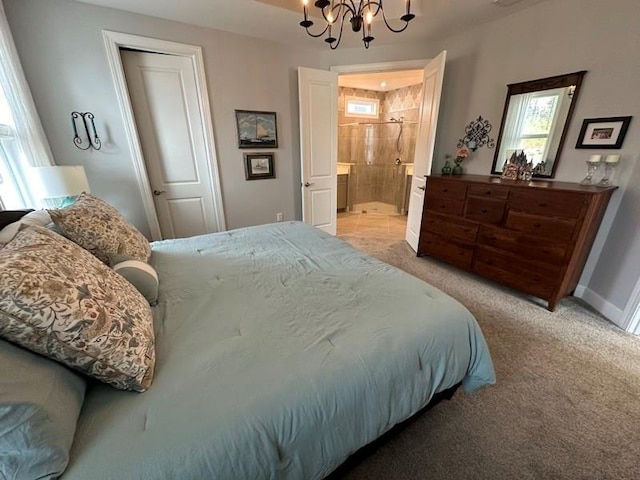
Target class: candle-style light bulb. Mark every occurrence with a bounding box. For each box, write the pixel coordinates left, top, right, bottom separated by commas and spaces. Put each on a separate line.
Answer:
327, 11, 334, 24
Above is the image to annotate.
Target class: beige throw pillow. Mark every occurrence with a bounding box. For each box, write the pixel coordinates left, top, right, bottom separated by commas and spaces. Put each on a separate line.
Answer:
48, 193, 151, 264
113, 260, 160, 305
0, 225, 156, 392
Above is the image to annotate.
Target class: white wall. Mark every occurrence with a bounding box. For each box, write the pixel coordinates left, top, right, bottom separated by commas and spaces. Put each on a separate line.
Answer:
4, 0, 317, 236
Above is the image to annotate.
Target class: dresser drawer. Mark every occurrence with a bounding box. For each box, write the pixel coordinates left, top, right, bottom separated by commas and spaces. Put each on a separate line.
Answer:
473, 246, 559, 299
464, 196, 506, 225
419, 232, 473, 270
477, 225, 568, 264
427, 178, 467, 201
422, 211, 478, 243
468, 184, 509, 200
505, 210, 577, 242
509, 190, 585, 218
425, 192, 465, 216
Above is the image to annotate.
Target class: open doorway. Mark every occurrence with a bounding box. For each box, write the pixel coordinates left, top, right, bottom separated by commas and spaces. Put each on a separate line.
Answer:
336, 70, 423, 241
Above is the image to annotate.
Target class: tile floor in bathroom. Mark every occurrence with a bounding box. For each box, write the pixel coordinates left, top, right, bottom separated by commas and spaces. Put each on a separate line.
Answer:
337, 211, 407, 239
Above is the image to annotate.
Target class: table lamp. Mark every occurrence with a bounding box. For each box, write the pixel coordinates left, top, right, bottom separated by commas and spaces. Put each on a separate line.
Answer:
30, 166, 90, 208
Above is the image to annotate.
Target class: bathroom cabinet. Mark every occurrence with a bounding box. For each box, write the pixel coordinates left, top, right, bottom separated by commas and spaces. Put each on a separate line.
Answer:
337, 174, 348, 211
418, 175, 616, 311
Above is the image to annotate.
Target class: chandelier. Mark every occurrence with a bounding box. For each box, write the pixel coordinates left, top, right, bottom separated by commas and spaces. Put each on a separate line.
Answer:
300, 1, 415, 50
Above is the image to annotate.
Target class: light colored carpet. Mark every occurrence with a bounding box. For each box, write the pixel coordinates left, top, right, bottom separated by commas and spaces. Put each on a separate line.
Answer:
335, 233, 640, 480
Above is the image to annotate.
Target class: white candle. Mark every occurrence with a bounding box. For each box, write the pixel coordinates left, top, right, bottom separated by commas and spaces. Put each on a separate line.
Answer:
605, 154, 620, 164
588, 154, 602, 163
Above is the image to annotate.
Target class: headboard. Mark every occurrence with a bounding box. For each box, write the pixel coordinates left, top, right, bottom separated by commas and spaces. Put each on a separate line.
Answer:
0, 210, 34, 230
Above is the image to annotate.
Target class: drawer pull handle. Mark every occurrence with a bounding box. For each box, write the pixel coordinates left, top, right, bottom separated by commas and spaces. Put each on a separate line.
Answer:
539, 203, 547, 207
533, 223, 541, 228
443, 189, 449, 193
481, 209, 488, 213
485, 191, 492, 195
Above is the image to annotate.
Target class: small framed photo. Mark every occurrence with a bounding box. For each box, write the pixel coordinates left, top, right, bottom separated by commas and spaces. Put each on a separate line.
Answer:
235, 110, 278, 148
244, 153, 275, 180
576, 116, 632, 149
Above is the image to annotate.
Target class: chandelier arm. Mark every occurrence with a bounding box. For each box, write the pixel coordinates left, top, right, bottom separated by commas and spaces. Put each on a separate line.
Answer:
321, 1, 356, 24
304, 23, 331, 38
329, 8, 350, 49
361, 1, 383, 16
380, 6, 410, 34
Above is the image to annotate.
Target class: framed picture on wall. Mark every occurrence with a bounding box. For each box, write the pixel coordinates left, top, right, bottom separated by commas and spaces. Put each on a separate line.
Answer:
244, 153, 275, 180
235, 110, 278, 148
576, 116, 632, 149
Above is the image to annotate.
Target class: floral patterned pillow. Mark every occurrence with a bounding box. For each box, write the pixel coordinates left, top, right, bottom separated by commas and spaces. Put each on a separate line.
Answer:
0, 225, 156, 392
48, 193, 151, 264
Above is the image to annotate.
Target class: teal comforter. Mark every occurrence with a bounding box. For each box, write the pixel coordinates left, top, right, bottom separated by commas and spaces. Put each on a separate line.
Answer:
64, 222, 495, 480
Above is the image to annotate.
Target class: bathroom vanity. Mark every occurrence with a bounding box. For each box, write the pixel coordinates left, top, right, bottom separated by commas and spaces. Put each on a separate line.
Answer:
418, 175, 616, 311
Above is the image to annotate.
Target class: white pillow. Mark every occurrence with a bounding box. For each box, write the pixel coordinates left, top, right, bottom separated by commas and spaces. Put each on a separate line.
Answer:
0, 210, 52, 245
113, 260, 159, 305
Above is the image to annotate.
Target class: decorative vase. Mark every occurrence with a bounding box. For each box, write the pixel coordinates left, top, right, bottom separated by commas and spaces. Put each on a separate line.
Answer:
441, 160, 452, 175
452, 163, 464, 175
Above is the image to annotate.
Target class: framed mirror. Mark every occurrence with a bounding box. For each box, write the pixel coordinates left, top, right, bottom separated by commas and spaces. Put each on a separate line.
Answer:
491, 71, 586, 178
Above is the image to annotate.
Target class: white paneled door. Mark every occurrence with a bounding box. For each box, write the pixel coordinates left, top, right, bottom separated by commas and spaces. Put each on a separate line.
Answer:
121, 50, 221, 239
298, 67, 338, 235
405, 51, 447, 251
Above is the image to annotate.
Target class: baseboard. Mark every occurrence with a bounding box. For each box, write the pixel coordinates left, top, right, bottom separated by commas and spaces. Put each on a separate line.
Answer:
575, 285, 624, 328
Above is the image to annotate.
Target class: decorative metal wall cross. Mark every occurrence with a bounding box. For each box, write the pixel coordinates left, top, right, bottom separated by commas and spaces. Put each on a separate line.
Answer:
457, 116, 495, 151
71, 111, 102, 151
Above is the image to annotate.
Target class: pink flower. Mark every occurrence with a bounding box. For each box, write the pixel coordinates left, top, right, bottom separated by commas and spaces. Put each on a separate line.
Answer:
456, 146, 471, 159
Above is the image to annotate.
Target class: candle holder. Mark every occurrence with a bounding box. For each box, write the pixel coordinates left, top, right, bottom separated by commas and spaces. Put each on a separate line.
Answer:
580, 160, 601, 185
598, 162, 618, 186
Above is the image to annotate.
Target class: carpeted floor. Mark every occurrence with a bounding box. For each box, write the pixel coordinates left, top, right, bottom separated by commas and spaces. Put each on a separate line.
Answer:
334, 233, 640, 480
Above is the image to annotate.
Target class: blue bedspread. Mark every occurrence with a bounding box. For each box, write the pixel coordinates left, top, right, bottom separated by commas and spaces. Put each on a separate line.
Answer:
64, 222, 494, 479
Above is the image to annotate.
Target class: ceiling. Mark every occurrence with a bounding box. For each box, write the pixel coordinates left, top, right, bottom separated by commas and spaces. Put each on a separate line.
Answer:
339, 69, 425, 92
75, 0, 551, 50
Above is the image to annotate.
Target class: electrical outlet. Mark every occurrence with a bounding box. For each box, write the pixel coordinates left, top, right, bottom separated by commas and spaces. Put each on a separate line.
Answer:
276, 212, 284, 222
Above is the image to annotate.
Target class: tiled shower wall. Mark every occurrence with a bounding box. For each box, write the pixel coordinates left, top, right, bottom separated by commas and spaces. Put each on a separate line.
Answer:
338, 84, 423, 211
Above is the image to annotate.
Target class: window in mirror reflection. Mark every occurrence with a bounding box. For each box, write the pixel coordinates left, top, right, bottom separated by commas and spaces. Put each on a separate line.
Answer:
496, 85, 575, 176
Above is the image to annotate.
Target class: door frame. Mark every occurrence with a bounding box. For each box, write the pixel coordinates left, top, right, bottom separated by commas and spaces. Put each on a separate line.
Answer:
621, 276, 640, 334
103, 30, 226, 240
329, 59, 432, 238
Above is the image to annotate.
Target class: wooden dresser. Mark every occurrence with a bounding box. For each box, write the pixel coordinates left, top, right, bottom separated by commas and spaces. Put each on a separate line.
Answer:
418, 174, 616, 310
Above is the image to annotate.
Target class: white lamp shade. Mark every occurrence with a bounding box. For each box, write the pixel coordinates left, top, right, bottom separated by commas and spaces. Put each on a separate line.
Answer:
30, 166, 90, 199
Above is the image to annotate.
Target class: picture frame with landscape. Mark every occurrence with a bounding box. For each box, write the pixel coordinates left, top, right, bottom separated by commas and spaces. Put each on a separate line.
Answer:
576, 116, 632, 149
244, 153, 275, 180
235, 110, 278, 148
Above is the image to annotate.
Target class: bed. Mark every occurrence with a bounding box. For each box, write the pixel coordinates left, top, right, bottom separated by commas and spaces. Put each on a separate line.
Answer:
58, 221, 494, 479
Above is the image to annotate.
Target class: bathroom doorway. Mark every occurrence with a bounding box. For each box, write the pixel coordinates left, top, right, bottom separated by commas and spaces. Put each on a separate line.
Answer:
336, 69, 423, 240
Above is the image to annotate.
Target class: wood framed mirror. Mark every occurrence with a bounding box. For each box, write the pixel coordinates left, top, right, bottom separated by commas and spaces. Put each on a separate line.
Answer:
491, 71, 586, 178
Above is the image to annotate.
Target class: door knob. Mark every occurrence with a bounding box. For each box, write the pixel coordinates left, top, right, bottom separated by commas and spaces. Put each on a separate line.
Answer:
417, 185, 426, 191
303, 182, 314, 187
153, 190, 166, 196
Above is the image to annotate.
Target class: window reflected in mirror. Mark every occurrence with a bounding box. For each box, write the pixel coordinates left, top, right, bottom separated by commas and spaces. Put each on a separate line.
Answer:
492, 71, 586, 178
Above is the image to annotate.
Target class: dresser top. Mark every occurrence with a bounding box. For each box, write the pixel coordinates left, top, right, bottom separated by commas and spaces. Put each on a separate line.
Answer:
427, 174, 618, 194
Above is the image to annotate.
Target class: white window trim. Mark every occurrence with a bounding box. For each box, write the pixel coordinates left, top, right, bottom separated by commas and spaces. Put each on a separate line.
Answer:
512, 90, 563, 163
345, 95, 379, 119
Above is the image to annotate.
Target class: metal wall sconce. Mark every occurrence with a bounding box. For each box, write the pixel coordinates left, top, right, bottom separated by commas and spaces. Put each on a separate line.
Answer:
457, 116, 495, 152
71, 111, 101, 151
